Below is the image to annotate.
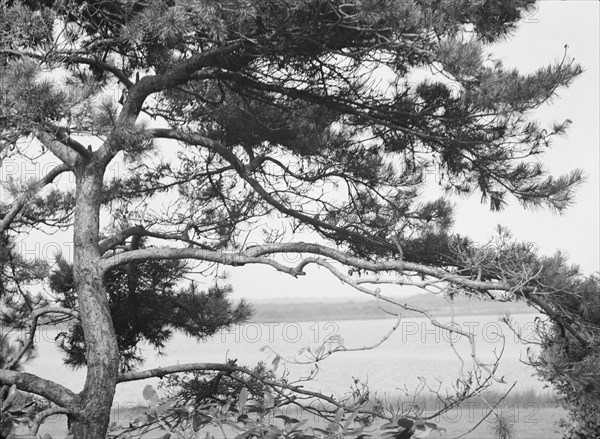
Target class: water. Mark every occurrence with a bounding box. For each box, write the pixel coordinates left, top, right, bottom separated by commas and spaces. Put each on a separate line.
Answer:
23, 313, 547, 408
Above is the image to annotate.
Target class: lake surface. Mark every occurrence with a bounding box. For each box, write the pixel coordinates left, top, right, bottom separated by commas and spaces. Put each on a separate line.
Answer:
24, 313, 550, 410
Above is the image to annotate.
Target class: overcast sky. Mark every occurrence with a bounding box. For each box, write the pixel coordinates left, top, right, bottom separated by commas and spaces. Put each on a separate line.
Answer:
229, 1, 600, 301
450, 1, 599, 272
4, 2, 597, 303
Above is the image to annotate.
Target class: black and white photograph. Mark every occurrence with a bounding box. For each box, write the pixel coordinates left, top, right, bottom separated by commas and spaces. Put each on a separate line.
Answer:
1, 1, 598, 438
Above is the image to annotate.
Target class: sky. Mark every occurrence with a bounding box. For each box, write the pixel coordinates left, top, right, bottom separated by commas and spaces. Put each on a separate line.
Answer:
228, 1, 600, 301
449, 1, 600, 272
2, 1, 598, 303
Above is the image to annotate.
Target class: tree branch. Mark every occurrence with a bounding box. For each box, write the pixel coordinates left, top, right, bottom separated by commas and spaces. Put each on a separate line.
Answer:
301, 257, 506, 383
245, 242, 521, 292
448, 382, 517, 439
53, 127, 93, 160
118, 363, 236, 382
118, 362, 376, 418
7, 306, 79, 369
0, 163, 70, 233
98, 225, 146, 255
97, 42, 245, 165
0, 49, 133, 89
67, 56, 134, 88
523, 288, 589, 347
31, 405, 73, 436
36, 131, 80, 168
262, 315, 402, 364
148, 128, 395, 252
122, 42, 243, 116
100, 241, 533, 294
99, 246, 306, 276
0, 370, 77, 409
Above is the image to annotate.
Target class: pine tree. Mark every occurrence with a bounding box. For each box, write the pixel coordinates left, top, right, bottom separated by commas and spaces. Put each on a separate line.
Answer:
0, 1, 593, 437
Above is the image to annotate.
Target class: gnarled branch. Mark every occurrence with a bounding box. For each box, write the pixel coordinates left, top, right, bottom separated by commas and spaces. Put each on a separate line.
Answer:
0, 370, 77, 409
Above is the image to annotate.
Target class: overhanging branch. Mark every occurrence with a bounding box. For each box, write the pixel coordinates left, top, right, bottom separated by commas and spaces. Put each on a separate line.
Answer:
0, 370, 77, 409
118, 363, 236, 382
97, 42, 246, 166
0, 163, 70, 233
100, 241, 527, 294
100, 246, 305, 276
148, 128, 395, 252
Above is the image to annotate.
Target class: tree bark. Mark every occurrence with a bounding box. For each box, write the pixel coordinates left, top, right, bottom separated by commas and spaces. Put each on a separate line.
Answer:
69, 163, 120, 438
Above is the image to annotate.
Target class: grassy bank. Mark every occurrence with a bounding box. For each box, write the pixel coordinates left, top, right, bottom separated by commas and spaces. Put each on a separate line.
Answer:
24, 389, 565, 439
395, 388, 566, 438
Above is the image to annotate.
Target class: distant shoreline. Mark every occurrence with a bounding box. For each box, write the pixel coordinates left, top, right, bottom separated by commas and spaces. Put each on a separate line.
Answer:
249, 297, 533, 323
250, 308, 533, 323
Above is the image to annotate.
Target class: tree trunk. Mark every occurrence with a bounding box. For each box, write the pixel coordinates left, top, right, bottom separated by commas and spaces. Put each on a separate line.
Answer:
69, 164, 120, 438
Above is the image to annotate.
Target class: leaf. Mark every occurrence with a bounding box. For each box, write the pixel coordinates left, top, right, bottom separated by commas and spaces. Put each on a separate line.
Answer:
344, 412, 357, 429
424, 421, 440, 430
237, 387, 248, 414
156, 397, 176, 415
269, 424, 283, 435
329, 334, 345, 348
275, 414, 298, 425
415, 420, 443, 434
263, 390, 274, 409
334, 407, 344, 423
297, 347, 310, 356
223, 420, 245, 431
246, 404, 261, 414
222, 400, 231, 413
130, 414, 150, 427
184, 399, 196, 413
380, 422, 396, 430
396, 417, 414, 429
142, 385, 160, 407
3, 385, 17, 406
193, 413, 212, 431
7, 410, 28, 417
310, 427, 329, 438
288, 419, 308, 432
271, 354, 281, 371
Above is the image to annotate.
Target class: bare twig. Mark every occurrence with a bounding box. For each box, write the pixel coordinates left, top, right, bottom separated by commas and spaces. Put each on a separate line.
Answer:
7, 306, 79, 369
448, 381, 517, 439
262, 315, 402, 364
